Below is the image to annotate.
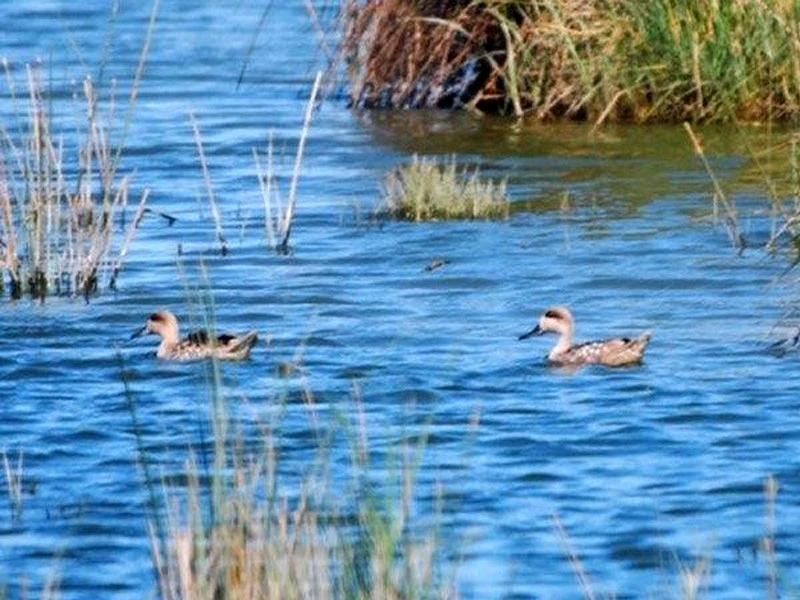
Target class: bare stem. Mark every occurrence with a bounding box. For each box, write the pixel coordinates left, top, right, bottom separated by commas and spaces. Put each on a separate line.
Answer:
280, 71, 323, 251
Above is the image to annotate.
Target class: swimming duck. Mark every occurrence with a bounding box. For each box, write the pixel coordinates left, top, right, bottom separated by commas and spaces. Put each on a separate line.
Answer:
518, 306, 651, 367
131, 311, 258, 361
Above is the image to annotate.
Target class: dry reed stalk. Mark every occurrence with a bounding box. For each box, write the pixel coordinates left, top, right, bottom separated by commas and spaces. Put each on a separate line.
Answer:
684, 122, 744, 251
678, 555, 711, 600
106, 0, 160, 195
279, 71, 323, 251
253, 132, 279, 249
0, 162, 20, 290
190, 113, 228, 256
109, 188, 150, 289
552, 513, 597, 600
2, 448, 24, 521
763, 475, 779, 600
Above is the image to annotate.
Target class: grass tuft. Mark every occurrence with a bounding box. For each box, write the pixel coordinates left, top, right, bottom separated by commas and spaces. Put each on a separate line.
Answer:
383, 154, 508, 221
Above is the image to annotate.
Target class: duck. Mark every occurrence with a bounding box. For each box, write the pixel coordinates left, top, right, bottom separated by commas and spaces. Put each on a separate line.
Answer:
131, 310, 258, 361
518, 306, 651, 367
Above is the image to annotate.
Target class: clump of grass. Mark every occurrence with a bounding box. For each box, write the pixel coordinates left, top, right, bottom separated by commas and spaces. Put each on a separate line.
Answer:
150, 437, 450, 599
0, 3, 157, 300
383, 154, 508, 221
340, 0, 800, 123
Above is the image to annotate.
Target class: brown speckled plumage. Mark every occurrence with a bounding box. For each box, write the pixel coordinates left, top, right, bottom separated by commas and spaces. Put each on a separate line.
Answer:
519, 306, 651, 368
131, 311, 258, 361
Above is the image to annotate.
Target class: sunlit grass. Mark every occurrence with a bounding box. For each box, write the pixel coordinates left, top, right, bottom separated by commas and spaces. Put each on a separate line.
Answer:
383, 155, 508, 221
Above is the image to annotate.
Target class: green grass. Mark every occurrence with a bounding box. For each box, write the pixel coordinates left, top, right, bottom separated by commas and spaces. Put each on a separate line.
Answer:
383, 155, 509, 221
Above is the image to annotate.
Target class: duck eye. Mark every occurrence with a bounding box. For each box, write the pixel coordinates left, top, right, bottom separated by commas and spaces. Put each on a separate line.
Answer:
148, 313, 162, 322
545, 310, 561, 319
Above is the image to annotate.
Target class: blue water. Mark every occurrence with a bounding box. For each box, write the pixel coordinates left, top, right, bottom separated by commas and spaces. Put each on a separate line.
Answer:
1, 2, 799, 599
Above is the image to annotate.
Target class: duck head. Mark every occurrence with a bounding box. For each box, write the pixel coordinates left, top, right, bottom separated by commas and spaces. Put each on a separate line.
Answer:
518, 306, 574, 340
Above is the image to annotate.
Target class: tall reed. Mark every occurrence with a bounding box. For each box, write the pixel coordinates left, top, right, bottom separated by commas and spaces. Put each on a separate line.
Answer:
190, 113, 229, 256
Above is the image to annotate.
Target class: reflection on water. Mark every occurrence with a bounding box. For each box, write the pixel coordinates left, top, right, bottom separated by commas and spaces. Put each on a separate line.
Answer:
1, 2, 800, 599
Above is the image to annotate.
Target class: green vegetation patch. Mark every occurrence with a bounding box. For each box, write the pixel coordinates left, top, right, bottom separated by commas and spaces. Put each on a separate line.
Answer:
383, 155, 509, 221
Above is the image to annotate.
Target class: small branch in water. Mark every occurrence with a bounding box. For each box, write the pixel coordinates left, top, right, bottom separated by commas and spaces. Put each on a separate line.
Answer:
424, 258, 449, 272
142, 206, 177, 226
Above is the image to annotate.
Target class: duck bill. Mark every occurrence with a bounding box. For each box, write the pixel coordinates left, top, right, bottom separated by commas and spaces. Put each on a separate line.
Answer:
130, 325, 148, 340
518, 325, 543, 340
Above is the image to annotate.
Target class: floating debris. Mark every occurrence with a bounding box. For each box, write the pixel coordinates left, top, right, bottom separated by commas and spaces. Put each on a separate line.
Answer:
424, 259, 449, 272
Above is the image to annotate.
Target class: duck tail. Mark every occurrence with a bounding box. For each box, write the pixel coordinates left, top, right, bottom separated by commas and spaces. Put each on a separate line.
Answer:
633, 331, 652, 350
232, 330, 259, 358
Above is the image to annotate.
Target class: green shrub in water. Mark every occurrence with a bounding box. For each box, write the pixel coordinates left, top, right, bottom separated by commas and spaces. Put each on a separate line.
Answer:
383, 155, 509, 221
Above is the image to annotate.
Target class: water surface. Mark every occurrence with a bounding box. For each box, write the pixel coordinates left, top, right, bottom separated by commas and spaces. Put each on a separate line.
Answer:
1, 2, 799, 599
